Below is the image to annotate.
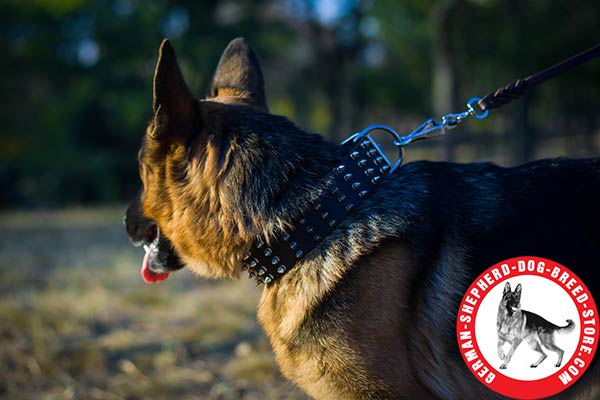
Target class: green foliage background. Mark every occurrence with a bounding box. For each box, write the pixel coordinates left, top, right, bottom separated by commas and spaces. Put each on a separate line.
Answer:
1, 0, 599, 208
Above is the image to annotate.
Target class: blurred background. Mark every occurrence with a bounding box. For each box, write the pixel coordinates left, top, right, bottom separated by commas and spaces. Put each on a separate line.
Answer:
0, 1, 599, 399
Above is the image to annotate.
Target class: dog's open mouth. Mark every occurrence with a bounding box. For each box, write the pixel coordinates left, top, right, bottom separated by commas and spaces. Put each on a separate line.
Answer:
141, 225, 170, 284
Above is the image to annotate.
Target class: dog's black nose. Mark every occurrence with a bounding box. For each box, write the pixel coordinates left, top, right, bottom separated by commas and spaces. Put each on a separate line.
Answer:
125, 199, 157, 247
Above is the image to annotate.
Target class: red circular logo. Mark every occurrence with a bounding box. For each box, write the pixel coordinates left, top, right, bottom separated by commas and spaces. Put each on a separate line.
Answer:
456, 256, 598, 399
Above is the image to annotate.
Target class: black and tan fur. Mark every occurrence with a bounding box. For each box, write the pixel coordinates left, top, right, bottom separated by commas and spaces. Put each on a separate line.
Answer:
125, 38, 600, 399
497, 282, 576, 370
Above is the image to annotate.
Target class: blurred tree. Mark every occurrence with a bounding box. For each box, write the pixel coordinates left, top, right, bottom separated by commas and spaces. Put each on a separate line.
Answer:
431, 0, 458, 160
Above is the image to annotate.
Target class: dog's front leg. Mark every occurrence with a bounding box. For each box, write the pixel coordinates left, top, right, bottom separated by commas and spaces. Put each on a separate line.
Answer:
497, 337, 507, 360
499, 339, 522, 369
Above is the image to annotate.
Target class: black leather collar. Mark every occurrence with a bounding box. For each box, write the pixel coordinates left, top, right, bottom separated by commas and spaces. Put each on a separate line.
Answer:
243, 133, 394, 285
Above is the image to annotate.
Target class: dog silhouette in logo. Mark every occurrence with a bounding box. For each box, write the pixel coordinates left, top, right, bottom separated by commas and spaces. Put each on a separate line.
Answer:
497, 282, 576, 369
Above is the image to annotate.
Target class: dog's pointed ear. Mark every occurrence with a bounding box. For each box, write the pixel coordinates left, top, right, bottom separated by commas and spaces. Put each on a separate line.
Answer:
151, 39, 195, 144
514, 283, 522, 301
503, 282, 511, 295
209, 37, 268, 111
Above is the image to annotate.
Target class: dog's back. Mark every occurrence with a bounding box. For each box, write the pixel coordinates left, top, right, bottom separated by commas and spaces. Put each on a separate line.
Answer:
522, 310, 576, 334
378, 158, 600, 291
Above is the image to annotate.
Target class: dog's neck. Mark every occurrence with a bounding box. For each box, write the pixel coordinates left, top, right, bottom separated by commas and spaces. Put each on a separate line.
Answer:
240, 133, 392, 285
189, 104, 392, 284
498, 302, 521, 320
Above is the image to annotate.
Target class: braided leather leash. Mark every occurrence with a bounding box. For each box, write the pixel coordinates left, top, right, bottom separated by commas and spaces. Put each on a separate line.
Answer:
477, 44, 600, 111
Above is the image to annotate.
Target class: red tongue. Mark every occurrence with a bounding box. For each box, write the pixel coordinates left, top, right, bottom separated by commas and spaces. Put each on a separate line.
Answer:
141, 244, 170, 284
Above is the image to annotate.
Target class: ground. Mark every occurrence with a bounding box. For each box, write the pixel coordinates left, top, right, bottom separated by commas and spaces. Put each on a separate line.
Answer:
0, 208, 309, 400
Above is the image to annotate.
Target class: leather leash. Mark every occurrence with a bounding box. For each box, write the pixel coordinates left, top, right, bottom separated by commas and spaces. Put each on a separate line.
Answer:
478, 44, 600, 111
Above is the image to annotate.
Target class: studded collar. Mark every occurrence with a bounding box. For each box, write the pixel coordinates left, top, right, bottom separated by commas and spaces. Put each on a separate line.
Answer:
242, 127, 400, 285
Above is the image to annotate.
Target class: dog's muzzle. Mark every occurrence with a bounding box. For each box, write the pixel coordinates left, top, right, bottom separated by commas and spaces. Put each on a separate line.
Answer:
125, 199, 184, 283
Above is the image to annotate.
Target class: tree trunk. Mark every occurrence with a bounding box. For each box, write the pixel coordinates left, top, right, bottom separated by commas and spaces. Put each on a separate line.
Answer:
431, 0, 458, 161
517, 94, 533, 162
508, 0, 535, 164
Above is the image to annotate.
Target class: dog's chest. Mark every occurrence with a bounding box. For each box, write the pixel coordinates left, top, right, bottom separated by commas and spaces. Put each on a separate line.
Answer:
272, 342, 352, 399
257, 280, 384, 400
499, 311, 525, 339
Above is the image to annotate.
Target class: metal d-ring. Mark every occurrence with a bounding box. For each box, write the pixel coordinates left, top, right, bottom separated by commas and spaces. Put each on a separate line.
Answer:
340, 98, 489, 174
341, 124, 404, 173
467, 97, 489, 120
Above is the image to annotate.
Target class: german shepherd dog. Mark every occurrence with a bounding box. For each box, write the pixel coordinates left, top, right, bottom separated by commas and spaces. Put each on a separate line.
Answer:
125, 38, 600, 399
497, 282, 576, 370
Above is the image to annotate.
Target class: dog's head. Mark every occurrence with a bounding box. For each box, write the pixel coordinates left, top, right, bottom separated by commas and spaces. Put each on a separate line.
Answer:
125, 38, 334, 283
501, 282, 522, 313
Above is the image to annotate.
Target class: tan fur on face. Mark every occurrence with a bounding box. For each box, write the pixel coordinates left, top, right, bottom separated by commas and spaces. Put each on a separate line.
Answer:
140, 102, 250, 280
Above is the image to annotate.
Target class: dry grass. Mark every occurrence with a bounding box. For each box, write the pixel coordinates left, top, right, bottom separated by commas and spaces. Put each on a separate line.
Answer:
0, 208, 308, 400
